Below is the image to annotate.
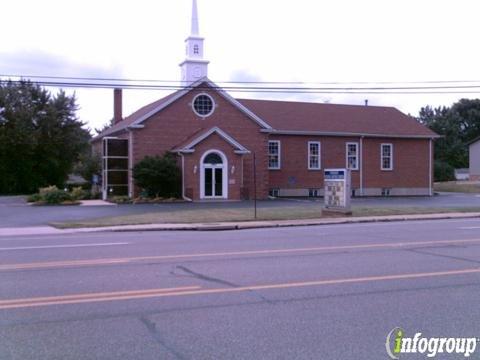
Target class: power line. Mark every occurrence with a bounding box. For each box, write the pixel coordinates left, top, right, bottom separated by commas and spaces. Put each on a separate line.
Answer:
1, 74, 480, 86
2, 78, 480, 95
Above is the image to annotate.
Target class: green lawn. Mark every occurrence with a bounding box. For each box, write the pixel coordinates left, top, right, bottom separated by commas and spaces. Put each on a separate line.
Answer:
52, 205, 480, 229
434, 181, 480, 193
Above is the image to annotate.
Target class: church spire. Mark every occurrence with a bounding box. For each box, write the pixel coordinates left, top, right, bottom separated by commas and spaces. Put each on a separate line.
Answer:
191, 0, 199, 36
180, 0, 209, 84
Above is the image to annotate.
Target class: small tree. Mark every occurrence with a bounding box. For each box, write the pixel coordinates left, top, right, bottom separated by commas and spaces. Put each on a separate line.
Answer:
434, 160, 455, 182
73, 150, 101, 184
133, 154, 181, 198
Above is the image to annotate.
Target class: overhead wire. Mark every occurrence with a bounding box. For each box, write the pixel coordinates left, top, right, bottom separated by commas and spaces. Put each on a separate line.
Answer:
1, 75, 480, 95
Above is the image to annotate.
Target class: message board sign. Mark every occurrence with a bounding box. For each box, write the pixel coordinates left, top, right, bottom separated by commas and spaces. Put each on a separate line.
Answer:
324, 168, 351, 211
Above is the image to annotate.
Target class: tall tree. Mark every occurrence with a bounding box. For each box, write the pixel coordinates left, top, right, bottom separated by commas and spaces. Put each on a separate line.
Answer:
418, 99, 480, 169
0, 80, 91, 194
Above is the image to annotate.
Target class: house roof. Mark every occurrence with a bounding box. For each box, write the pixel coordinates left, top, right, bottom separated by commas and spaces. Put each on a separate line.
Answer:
94, 80, 439, 141
172, 126, 250, 154
237, 99, 439, 139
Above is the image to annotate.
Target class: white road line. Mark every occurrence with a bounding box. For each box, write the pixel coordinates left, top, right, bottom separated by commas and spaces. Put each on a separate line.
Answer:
459, 227, 480, 230
0, 242, 129, 251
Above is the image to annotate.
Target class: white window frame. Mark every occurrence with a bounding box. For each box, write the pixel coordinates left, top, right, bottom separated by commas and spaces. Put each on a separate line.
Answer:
381, 143, 393, 171
346, 142, 359, 170
308, 141, 321, 170
192, 93, 215, 118
268, 140, 281, 170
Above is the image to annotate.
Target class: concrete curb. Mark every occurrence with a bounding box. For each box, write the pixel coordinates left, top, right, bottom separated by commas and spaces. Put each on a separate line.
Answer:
2, 212, 480, 237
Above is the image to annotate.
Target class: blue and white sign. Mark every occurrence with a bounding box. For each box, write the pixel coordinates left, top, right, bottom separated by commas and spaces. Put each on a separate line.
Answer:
324, 169, 346, 181
324, 168, 351, 210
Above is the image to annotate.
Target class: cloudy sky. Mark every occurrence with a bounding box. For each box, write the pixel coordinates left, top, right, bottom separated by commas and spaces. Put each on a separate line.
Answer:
1, 0, 479, 132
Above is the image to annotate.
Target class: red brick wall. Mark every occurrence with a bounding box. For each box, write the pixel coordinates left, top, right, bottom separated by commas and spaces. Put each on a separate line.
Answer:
129, 83, 269, 199
182, 133, 244, 200
363, 138, 431, 188
267, 135, 431, 192
268, 135, 361, 189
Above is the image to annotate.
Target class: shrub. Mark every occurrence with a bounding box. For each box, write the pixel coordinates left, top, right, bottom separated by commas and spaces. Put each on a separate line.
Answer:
110, 196, 131, 204
27, 193, 42, 203
70, 186, 88, 200
434, 160, 455, 182
133, 154, 181, 198
39, 185, 72, 204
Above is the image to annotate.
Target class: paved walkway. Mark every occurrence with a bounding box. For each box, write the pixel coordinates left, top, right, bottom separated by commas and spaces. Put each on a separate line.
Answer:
1, 212, 480, 237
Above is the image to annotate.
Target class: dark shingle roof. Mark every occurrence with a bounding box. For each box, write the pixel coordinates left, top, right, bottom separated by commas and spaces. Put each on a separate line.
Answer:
94, 89, 438, 140
237, 99, 438, 138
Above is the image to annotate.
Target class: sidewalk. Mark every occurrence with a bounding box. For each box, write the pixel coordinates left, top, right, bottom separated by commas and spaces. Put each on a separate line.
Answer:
1, 212, 480, 237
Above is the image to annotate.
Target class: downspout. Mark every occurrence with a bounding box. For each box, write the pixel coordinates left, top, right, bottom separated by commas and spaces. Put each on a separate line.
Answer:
360, 136, 364, 196
179, 153, 193, 202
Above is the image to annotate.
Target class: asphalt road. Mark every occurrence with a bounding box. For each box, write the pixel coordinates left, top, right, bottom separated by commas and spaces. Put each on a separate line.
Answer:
1, 219, 480, 359
1, 192, 480, 228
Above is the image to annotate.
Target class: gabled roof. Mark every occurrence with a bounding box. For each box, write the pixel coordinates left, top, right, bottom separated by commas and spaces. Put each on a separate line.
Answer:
172, 126, 250, 154
94, 80, 439, 141
238, 99, 439, 139
93, 77, 272, 140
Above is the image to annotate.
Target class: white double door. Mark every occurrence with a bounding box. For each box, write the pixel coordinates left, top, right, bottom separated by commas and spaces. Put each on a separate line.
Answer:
203, 165, 224, 198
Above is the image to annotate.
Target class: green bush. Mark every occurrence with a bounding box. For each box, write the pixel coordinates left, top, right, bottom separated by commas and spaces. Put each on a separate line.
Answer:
27, 193, 42, 203
133, 154, 181, 198
39, 185, 72, 204
434, 160, 455, 182
70, 186, 88, 200
110, 195, 131, 204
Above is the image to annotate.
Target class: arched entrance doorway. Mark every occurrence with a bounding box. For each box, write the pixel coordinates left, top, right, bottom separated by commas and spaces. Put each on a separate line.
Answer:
200, 150, 228, 199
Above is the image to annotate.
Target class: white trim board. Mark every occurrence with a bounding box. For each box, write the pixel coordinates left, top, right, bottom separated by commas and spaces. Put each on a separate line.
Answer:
173, 126, 250, 154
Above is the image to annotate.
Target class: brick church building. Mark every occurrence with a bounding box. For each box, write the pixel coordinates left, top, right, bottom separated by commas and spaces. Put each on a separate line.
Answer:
93, 0, 439, 201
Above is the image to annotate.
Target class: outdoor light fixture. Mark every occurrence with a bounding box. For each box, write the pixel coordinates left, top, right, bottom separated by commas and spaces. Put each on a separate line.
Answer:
194, 165, 198, 174
231, 165, 235, 174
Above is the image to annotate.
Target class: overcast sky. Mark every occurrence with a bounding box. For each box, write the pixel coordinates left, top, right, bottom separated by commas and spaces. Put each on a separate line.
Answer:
1, 0, 479, 131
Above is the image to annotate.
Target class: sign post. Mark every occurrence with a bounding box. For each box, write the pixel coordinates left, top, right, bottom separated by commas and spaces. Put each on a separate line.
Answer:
323, 168, 352, 215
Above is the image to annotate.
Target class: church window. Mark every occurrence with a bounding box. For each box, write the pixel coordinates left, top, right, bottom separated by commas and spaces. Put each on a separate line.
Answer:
193, 94, 215, 117
308, 141, 321, 170
381, 143, 393, 170
193, 44, 199, 54
346, 142, 359, 170
268, 140, 281, 169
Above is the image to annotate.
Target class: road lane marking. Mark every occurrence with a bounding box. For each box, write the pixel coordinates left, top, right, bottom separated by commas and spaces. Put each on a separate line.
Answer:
2, 238, 480, 271
0, 286, 201, 307
1, 268, 480, 310
459, 227, 480, 230
0, 242, 129, 251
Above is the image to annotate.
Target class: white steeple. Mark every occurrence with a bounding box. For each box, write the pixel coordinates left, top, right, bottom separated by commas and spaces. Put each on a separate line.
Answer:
191, 0, 199, 35
180, 0, 209, 84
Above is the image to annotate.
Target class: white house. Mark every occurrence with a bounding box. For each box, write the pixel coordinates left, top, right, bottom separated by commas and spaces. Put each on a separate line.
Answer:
469, 137, 480, 181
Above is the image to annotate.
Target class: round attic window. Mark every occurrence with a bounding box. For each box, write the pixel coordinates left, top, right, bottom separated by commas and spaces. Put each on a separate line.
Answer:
192, 94, 215, 117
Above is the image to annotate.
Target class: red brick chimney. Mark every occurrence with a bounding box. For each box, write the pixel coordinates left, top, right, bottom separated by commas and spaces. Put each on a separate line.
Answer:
113, 88, 123, 124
